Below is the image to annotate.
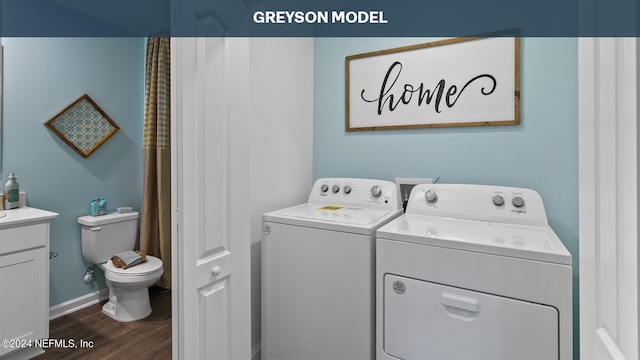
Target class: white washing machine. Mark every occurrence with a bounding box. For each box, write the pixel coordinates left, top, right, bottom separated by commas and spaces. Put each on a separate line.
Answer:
376, 184, 572, 360
262, 178, 402, 360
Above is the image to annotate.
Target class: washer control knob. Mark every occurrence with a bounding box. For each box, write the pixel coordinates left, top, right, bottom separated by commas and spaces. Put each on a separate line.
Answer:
320, 184, 329, 193
343, 185, 352, 194
332, 185, 340, 193
512, 196, 525, 208
425, 189, 438, 203
493, 195, 505, 206
371, 186, 382, 198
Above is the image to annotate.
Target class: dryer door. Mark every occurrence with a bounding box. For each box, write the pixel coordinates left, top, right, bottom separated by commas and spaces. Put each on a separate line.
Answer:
383, 274, 559, 360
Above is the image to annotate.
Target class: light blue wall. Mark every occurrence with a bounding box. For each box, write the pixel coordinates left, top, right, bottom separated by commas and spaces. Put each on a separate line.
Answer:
314, 37, 579, 357
3, 38, 145, 306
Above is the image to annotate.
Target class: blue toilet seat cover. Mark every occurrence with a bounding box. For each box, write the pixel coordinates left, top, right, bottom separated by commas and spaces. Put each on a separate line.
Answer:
104, 255, 163, 276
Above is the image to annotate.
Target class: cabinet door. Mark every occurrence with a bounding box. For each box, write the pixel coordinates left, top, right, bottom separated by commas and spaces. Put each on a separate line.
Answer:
0, 247, 47, 357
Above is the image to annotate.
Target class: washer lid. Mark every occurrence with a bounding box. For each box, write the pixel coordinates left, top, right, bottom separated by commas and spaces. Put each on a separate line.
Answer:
104, 255, 163, 276
377, 214, 571, 265
263, 203, 403, 235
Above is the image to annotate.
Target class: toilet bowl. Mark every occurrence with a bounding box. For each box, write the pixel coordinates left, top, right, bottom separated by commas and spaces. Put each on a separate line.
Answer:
100, 256, 163, 321
78, 212, 164, 322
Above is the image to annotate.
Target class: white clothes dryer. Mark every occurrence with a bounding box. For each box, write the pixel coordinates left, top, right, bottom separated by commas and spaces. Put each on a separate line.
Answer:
376, 184, 572, 360
262, 178, 402, 360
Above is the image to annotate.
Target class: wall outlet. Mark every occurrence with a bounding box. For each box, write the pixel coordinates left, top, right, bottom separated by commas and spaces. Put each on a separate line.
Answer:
395, 178, 434, 211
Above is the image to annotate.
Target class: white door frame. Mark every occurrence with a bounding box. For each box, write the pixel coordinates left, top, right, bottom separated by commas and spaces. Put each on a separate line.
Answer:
578, 37, 639, 360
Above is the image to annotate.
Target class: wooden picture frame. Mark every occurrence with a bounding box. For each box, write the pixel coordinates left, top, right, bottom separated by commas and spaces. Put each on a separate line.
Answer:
44, 94, 119, 158
346, 34, 520, 131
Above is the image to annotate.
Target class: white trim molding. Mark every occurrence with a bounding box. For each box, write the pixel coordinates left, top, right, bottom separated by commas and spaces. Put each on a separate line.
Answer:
49, 288, 109, 321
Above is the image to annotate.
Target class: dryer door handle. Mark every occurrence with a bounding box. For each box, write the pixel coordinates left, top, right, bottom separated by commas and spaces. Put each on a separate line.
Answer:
442, 293, 480, 319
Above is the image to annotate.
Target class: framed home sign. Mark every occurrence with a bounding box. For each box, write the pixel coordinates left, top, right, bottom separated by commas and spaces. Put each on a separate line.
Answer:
345, 34, 520, 131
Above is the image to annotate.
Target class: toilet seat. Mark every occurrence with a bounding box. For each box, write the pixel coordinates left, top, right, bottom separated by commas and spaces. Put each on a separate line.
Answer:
103, 255, 163, 277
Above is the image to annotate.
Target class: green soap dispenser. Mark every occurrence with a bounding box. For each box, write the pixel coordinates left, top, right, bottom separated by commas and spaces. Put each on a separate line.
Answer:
4, 173, 19, 210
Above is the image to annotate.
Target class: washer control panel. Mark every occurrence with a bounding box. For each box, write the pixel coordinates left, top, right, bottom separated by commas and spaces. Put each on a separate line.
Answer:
406, 184, 549, 226
310, 178, 400, 210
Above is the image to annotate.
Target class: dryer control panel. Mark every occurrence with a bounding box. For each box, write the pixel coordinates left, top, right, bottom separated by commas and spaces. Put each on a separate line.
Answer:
309, 178, 400, 211
406, 184, 549, 226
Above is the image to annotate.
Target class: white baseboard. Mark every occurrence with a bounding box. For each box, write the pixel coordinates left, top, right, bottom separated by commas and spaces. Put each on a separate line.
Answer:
49, 288, 109, 320
251, 342, 261, 360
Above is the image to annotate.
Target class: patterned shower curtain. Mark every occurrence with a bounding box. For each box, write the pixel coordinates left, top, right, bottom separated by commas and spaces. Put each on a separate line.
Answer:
140, 37, 171, 289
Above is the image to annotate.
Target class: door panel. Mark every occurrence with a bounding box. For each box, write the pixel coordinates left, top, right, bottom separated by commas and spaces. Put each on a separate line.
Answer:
579, 37, 638, 360
200, 280, 230, 359
172, 37, 251, 360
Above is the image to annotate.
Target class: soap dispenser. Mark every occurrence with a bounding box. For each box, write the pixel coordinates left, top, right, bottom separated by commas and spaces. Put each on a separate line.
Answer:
4, 173, 19, 210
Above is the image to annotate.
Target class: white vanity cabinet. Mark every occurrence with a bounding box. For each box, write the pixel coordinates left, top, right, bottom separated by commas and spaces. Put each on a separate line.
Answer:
0, 208, 58, 360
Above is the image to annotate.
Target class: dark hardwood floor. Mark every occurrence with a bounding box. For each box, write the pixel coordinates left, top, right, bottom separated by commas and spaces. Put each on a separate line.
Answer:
33, 287, 171, 360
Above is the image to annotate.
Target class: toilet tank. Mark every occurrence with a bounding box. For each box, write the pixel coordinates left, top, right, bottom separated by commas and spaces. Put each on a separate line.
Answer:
78, 212, 139, 264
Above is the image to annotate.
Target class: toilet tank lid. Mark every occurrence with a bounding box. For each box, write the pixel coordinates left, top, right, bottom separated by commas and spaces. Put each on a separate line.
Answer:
78, 212, 139, 226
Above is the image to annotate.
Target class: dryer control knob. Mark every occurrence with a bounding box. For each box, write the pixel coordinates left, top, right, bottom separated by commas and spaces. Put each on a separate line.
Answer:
493, 195, 505, 206
512, 196, 525, 208
320, 184, 329, 193
332, 185, 340, 193
371, 186, 382, 198
425, 189, 438, 203
343, 185, 352, 194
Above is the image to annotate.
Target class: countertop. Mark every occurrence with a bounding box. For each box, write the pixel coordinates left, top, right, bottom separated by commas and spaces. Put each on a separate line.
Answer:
0, 207, 59, 229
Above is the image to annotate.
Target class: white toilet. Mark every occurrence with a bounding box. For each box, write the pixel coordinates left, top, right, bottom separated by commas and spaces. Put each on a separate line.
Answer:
78, 211, 164, 322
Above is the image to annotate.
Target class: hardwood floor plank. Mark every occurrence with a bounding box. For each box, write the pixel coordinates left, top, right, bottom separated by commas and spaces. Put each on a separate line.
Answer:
33, 287, 171, 360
